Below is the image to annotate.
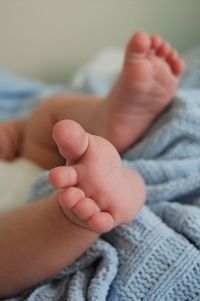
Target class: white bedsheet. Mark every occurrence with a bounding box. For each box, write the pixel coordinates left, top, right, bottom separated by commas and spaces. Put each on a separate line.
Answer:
0, 44, 199, 213
0, 159, 42, 212
0, 48, 123, 212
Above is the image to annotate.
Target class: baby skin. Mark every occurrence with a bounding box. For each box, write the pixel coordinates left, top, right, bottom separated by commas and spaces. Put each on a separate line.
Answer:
0, 31, 183, 295
49, 120, 145, 233
0, 120, 144, 296
0, 31, 183, 166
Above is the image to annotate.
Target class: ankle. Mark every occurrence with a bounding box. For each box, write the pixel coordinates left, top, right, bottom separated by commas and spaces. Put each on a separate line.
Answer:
88, 97, 108, 136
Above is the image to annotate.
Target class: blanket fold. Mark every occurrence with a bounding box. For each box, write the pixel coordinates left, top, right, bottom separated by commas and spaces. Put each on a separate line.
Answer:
1, 61, 200, 300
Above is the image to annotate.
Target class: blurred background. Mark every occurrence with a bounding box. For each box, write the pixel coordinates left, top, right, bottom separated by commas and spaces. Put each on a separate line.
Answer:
0, 0, 200, 83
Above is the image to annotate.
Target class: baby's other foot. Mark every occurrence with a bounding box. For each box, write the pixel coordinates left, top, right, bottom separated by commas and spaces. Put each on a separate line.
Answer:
96, 31, 184, 152
49, 120, 145, 233
0, 119, 26, 161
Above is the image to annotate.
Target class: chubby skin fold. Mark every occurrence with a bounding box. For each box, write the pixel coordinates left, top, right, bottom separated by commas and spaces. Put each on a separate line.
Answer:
0, 31, 183, 296
49, 120, 146, 233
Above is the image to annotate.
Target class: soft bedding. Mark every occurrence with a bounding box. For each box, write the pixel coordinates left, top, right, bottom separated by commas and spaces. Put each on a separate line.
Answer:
1, 47, 200, 300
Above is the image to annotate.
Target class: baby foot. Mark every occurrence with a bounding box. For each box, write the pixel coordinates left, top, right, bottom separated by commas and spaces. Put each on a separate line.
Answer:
0, 119, 26, 161
49, 120, 145, 233
95, 31, 184, 152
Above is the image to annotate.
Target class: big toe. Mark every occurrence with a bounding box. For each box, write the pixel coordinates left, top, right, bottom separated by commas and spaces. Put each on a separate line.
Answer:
53, 120, 89, 163
127, 31, 151, 55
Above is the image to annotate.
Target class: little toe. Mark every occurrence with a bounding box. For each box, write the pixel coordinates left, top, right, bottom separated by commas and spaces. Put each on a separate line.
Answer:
171, 59, 184, 76
73, 197, 100, 220
49, 166, 78, 188
59, 187, 85, 209
53, 120, 89, 163
127, 31, 151, 55
88, 211, 114, 233
167, 50, 184, 75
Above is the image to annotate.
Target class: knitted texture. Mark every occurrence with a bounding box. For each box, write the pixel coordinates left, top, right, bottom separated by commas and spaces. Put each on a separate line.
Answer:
2, 50, 200, 300
6, 90, 200, 301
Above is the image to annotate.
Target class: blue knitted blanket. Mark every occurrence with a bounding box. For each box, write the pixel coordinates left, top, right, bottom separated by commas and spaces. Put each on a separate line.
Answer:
2, 53, 200, 300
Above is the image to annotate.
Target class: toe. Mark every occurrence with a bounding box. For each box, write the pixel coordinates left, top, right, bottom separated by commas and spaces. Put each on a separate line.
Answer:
171, 59, 184, 76
156, 42, 171, 58
127, 31, 151, 54
88, 211, 114, 233
73, 197, 100, 220
167, 50, 184, 75
59, 187, 85, 209
49, 166, 78, 188
151, 35, 162, 51
53, 120, 89, 163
